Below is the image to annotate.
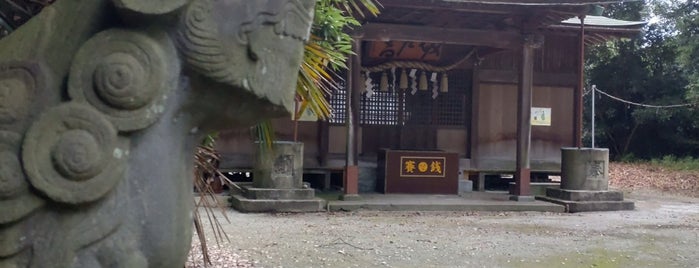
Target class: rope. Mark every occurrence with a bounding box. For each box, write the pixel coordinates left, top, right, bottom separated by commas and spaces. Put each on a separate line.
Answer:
594, 85, 698, 109
361, 48, 477, 73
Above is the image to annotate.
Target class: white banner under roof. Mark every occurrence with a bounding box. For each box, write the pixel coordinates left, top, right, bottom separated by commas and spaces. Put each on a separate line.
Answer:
561, 15, 647, 27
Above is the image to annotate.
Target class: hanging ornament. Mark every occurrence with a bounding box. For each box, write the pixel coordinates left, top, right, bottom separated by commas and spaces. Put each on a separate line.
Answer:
409, 69, 418, 95
360, 72, 366, 93
419, 71, 428, 91
364, 71, 374, 98
391, 67, 397, 92
440, 73, 449, 93
399, 69, 408, 90
380, 72, 389, 92
431, 72, 439, 99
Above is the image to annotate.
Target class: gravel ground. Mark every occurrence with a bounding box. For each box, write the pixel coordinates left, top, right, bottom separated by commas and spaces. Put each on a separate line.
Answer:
187, 190, 699, 268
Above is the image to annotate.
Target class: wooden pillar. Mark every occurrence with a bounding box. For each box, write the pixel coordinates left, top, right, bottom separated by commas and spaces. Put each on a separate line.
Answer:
511, 33, 543, 200
574, 15, 586, 147
470, 63, 481, 161
343, 38, 362, 198
351, 39, 362, 165
318, 120, 329, 166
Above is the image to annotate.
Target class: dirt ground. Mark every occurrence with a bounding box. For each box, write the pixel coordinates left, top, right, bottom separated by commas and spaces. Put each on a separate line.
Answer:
187, 163, 699, 268
187, 189, 699, 268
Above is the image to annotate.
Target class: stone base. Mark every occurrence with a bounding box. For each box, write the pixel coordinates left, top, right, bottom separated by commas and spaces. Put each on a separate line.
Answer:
458, 180, 473, 194
545, 188, 623, 201
509, 195, 536, 202
538, 188, 634, 213
509, 182, 560, 196
230, 194, 325, 213
339, 194, 361, 201
229, 184, 325, 213
243, 187, 316, 200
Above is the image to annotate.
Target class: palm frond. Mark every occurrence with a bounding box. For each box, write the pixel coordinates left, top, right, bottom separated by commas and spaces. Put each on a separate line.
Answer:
193, 140, 244, 265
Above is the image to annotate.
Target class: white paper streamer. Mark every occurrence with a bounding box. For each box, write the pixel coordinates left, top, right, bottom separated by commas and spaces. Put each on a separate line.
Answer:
364, 71, 374, 98
409, 69, 418, 95
431, 72, 439, 99
391, 67, 396, 92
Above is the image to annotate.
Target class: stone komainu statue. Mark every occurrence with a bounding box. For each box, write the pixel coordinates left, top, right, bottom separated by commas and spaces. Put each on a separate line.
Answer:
0, 0, 314, 266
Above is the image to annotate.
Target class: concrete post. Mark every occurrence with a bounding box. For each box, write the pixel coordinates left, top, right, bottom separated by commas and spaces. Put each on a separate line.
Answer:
560, 147, 609, 191
254, 141, 304, 189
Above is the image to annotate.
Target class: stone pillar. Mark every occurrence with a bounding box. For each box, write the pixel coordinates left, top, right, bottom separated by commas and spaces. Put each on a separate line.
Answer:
561, 147, 609, 191
231, 141, 325, 212
253, 141, 304, 189
539, 147, 634, 212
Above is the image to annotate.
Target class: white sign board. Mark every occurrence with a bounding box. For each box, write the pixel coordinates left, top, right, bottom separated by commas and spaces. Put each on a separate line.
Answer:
293, 107, 318, 122
531, 107, 551, 126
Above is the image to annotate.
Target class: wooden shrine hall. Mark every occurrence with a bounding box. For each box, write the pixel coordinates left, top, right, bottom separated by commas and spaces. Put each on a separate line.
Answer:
215, 0, 645, 200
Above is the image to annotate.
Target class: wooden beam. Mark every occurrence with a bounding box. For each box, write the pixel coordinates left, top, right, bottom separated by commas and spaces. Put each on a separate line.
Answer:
380, 0, 631, 8
360, 23, 521, 49
377, 0, 601, 16
379, 0, 519, 14
478, 70, 578, 87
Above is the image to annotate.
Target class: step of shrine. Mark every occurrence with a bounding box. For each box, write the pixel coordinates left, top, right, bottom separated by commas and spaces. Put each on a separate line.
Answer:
242, 187, 316, 200
230, 194, 326, 213
545, 188, 624, 202
536, 196, 635, 213
537, 188, 634, 213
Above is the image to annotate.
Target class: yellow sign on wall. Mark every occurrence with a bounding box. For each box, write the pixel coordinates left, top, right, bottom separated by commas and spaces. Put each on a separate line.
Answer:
400, 156, 446, 177
531, 107, 551, 126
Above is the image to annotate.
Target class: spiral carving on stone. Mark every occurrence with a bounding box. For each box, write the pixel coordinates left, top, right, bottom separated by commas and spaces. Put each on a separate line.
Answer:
22, 103, 124, 205
0, 131, 43, 224
69, 29, 178, 132
177, 0, 235, 85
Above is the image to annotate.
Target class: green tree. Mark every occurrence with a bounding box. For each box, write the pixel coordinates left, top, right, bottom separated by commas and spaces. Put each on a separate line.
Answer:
586, 0, 699, 159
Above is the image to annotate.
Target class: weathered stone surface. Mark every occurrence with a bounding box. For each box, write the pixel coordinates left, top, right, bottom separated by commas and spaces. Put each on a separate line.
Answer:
561, 147, 610, 191
232, 141, 327, 212
68, 29, 179, 132
509, 182, 560, 196
545, 188, 624, 202
0, 0, 315, 267
113, 0, 189, 15
544, 148, 634, 213
536, 196, 635, 213
243, 187, 316, 200
230, 194, 326, 213
254, 141, 304, 189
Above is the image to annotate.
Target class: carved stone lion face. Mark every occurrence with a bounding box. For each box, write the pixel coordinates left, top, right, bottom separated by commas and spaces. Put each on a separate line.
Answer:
177, 0, 315, 123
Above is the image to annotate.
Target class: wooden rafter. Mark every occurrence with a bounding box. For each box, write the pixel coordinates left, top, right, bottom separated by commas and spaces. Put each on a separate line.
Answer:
360, 23, 521, 49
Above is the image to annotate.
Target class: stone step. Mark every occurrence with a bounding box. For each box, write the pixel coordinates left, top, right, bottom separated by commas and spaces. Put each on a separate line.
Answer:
536, 196, 634, 213
243, 187, 316, 200
545, 188, 624, 201
230, 194, 326, 213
